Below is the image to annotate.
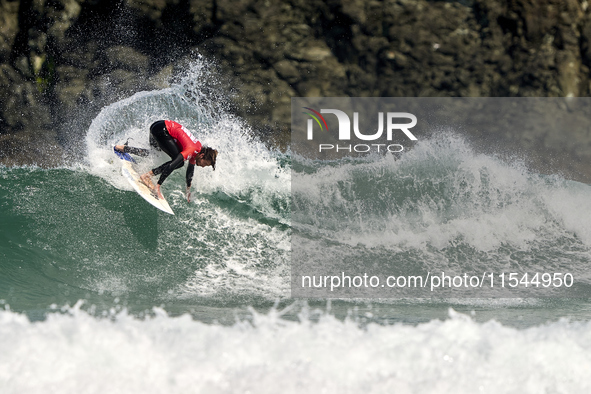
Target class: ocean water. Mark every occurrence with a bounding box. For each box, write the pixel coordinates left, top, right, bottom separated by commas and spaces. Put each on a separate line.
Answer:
2, 60, 591, 392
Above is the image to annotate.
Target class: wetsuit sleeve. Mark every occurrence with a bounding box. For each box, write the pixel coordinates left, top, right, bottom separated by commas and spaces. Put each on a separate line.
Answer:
152, 153, 185, 185
186, 163, 195, 188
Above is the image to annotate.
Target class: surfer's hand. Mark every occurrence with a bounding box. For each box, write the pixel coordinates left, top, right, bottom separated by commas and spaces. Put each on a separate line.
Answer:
186, 186, 192, 203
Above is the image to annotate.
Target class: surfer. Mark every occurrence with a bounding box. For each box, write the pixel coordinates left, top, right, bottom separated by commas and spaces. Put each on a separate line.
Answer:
114, 120, 218, 201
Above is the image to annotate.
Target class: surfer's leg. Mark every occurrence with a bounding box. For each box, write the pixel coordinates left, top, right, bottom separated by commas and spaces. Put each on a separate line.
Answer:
123, 146, 149, 156
149, 121, 181, 159
114, 145, 149, 156
149, 121, 165, 151
145, 121, 184, 187
126, 146, 149, 156
140, 158, 183, 191
152, 158, 184, 177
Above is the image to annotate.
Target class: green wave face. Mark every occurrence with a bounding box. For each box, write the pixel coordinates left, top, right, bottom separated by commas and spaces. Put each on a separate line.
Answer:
0, 61, 295, 315
0, 165, 291, 313
5, 132, 591, 314
5, 60, 591, 315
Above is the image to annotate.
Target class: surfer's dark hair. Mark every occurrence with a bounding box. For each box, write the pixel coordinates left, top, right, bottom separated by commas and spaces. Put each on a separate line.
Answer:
201, 147, 218, 170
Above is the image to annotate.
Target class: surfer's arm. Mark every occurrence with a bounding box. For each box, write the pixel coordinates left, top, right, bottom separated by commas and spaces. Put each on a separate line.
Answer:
185, 163, 195, 188
185, 163, 195, 202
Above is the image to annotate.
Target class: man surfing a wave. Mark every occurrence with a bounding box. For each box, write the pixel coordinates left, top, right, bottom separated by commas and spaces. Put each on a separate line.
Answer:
114, 120, 218, 201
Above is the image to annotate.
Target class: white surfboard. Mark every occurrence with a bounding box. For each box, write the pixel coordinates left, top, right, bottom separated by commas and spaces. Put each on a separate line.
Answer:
115, 149, 174, 215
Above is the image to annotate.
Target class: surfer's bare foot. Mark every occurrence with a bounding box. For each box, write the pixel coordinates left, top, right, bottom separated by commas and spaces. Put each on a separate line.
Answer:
149, 184, 164, 200
149, 188, 161, 200
155, 184, 164, 200
140, 172, 155, 189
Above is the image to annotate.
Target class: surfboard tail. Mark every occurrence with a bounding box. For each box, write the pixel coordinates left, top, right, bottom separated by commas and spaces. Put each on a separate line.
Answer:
113, 147, 137, 163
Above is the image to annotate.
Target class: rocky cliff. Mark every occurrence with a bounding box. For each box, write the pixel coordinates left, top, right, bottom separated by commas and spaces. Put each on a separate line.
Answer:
1, 0, 591, 179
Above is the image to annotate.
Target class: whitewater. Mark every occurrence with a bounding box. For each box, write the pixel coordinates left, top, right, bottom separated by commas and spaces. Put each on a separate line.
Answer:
2, 59, 591, 393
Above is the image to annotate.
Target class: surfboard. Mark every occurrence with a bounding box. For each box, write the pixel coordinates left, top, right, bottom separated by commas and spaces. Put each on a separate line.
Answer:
114, 148, 174, 215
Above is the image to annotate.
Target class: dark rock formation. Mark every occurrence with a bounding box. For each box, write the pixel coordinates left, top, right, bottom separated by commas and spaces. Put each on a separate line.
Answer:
1, 0, 591, 179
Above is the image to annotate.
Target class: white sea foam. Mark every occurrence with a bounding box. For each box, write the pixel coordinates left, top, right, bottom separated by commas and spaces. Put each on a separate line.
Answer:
1, 306, 590, 393
171, 205, 291, 300
293, 135, 591, 253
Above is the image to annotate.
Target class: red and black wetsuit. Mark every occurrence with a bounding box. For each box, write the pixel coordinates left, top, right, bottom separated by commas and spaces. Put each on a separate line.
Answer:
149, 120, 202, 186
